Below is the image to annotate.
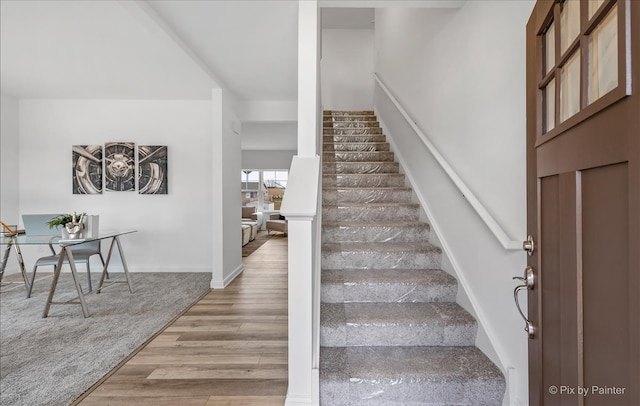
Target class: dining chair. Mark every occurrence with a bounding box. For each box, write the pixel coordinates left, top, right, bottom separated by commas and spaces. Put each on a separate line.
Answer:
27, 240, 105, 298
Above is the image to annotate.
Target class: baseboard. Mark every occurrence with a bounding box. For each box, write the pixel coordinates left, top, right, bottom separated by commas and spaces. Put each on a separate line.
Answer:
285, 395, 314, 405
210, 264, 244, 289
126, 265, 212, 273
21, 265, 214, 273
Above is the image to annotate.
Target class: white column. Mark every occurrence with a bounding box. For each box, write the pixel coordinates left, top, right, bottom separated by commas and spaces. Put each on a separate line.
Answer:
285, 217, 315, 404
297, 0, 319, 158
286, 1, 321, 403
210, 88, 224, 289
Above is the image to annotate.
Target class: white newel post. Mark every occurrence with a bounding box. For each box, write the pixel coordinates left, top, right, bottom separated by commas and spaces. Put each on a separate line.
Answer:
286, 216, 315, 403
281, 156, 320, 406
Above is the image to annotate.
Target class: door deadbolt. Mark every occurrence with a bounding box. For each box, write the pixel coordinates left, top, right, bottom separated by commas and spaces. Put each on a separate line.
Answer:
523, 235, 535, 256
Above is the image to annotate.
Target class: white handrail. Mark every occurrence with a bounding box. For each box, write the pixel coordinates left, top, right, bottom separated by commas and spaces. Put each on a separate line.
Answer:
374, 73, 521, 251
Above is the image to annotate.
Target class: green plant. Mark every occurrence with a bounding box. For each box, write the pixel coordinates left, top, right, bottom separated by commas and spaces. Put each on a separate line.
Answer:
47, 213, 85, 229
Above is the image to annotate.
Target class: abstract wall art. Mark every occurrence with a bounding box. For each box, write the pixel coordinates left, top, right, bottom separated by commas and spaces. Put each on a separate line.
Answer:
138, 145, 168, 195
105, 142, 135, 192
72, 145, 103, 194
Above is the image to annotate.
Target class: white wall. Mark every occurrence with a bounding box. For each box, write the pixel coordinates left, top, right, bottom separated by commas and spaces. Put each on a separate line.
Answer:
321, 29, 374, 110
0, 94, 20, 231
242, 150, 296, 170
241, 122, 297, 150
374, 2, 534, 405
14, 99, 215, 275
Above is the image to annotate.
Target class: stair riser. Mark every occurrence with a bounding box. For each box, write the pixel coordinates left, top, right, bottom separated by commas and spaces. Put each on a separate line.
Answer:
321, 322, 476, 347
323, 152, 395, 162
320, 380, 506, 406
322, 224, 429, 243
321, 269, 458, 304
323, 162, 399, 174
324, 110, 374, 116
322, 250, 441, 270
320, 346, 506, 406
323, 135, 386, 143
322, 205, 420, 222
320, 302, 476, 347
324, 128, 383, 135
324, 122, 380, 129
321, 281, 456, 304
324, 143, 390, 152
322, 116, 378, 126
323, 174, 405, 188
322, 189, 412, 204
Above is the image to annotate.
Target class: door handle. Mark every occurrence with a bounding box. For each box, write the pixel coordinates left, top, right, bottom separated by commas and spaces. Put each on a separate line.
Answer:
513, 266, 535, 338
513, 265, 535, 289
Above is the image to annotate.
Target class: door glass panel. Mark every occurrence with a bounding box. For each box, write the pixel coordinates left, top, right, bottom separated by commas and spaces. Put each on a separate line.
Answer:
545, 79, 556, 132
588, 0, 605, 19
544, 22, 556, 75
560, 0, 580, 54
588, 4, 618, 104
560, 51, 581, 122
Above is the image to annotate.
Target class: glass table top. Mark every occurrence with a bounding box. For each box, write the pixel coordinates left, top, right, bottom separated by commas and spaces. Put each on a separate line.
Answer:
0, 230, 137, 246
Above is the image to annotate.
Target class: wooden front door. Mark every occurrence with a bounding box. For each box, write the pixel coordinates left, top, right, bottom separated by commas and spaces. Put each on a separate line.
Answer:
525, 1, 639, 405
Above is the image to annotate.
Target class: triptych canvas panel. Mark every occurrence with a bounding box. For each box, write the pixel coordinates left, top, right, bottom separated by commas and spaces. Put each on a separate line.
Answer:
72, 145, 103, 195
72, 143, 168, 195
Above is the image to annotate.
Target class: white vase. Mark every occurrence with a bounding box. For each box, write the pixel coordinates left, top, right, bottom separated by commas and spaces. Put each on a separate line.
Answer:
60, 215, 99, 239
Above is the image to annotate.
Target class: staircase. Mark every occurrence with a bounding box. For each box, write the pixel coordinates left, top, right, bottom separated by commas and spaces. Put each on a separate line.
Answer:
320, 110, 505, 405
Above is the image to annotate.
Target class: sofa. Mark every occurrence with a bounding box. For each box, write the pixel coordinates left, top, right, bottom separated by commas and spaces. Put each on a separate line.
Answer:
242, 206, 263, 228
265, 213, 287, 236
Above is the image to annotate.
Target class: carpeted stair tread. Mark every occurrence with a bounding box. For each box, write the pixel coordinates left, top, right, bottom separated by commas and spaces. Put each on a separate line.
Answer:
324, 142, 390, 151
322, 116, 377, 123
322, 173, 405, 188
321, 268, 457, 303
320, 346, 506, 406
322, 242, 442, 270
324, 122, 380, 129
322, 187, 412, 204
324, 110, 375, 115
320, 302, 476, 347
323, 161, 399, 174
322, 221, 430, 243
322, 220, 429, 227
323, 151, 395, 162
323, 128, 384, 135
322, 202, 421, 222
322, 241, 440, 253
322, 186, 411, 192
323, 135, 387, 143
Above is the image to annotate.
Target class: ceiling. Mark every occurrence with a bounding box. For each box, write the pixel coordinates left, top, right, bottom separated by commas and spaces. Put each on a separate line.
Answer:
0, 1, 374, 106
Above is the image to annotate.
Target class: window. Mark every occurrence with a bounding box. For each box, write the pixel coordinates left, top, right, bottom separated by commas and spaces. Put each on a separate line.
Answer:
241, 170, 260, 206
537, 0, 630, 142
587, 4, 618, 104
241, 169, 289, 210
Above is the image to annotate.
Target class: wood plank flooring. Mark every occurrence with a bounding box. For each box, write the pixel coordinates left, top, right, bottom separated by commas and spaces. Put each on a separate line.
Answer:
75, 236, 288, 406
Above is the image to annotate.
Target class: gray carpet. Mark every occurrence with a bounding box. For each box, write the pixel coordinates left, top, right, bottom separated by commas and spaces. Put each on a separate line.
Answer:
0, 272, 211, 406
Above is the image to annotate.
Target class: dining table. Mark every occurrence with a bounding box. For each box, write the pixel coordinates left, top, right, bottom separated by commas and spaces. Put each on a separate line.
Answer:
0, 230, 137, 318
